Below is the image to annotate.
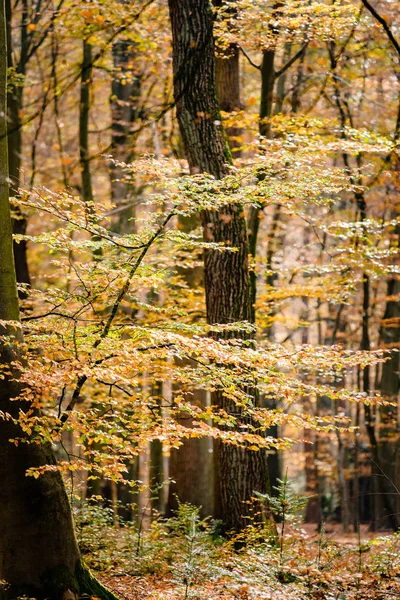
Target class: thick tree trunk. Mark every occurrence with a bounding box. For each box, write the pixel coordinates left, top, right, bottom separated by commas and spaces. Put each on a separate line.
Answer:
168, 0, 271, 533
0, 7, 79, 587
167, 236, 215, 518
167, 413, 214, 518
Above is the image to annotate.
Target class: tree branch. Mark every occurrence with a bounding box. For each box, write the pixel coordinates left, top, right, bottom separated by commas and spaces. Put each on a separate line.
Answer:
360, 0, 400, 58
275, 42, 308, 79
59, 210, 175, 424
238, 45, 261, 70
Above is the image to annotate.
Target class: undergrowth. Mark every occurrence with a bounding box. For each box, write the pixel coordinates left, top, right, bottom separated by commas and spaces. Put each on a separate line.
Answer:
74, 501, 400, 599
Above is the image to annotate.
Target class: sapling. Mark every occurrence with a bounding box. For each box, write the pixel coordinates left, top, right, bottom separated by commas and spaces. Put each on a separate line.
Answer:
257, 473, 308, 566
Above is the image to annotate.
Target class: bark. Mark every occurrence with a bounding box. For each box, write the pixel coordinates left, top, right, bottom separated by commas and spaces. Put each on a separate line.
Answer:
274, 42, 291, 115
80, 39, 94, 206
259, 50, 275, 139
0, 10, 118, 596
376, 257, 400, 528
291, 44, 306, 113
110, 38, 141, 232
167, 238, 214, 519
213, 0, 242, 153
5, 0, 30, 292
168, 0, 271, 533
167, 413, 214, 518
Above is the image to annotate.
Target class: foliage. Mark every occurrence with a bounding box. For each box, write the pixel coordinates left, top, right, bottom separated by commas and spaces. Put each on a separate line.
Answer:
76, 500, 400, 599
4, 154, 392, 484
3, 0, 400, 592
257, 473, 309, 565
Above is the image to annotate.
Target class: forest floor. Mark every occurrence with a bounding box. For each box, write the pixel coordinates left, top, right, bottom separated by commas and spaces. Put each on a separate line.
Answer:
77, 506, 400, 600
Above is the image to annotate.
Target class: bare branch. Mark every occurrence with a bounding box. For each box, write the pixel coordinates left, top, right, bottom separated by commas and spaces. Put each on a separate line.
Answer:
238, 46, 261, 70
275, 42, 308, 79
360, 0, 400, 58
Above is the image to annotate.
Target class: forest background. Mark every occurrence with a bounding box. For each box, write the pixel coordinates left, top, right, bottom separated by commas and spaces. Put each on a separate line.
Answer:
1, 0, 400, 598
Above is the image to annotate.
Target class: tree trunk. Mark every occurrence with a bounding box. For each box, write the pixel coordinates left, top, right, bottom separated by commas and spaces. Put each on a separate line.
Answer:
167, 414, 214, 518
213, 0, 242, 153
166, 217, 215, 519
376, 268, 400, 527
168, 0, 271, 533
0, 8, 118, 596
259, 50, 275, 139
80, 39, 94, 206
274, 42, 291, 115
5, 0, 30, 292
110, 38, 141, 232
249, 47, 282, 491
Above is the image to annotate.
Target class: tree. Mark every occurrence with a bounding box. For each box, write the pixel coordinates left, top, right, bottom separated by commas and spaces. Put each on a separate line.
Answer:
213, 0, 242, 153
0, 3, 117, 595
167, 0, 271, 533
5, 0, 31, 291
110, 36, 141, 229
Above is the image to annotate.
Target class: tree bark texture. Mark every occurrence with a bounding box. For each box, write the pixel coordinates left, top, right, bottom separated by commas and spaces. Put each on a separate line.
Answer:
80, 39, 94, 206
213, 0, 242, 153
168, 0, 270, 533
377, 270, 400, 527
259, 50, 275, 139
167, 416, 214, 518
5, 0, 30, 292
110, 38, 141, 230
167, 244, 215, 518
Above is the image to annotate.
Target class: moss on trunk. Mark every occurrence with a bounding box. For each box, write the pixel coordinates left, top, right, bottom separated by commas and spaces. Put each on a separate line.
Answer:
0, 561, 119, 600
75, 559, 120, 600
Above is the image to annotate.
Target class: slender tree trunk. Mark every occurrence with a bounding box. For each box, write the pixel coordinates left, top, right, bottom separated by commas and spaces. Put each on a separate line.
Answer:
213, 0, 242, 153
150, 381, 166, 515
291, 44, 306, 113
376, 236, 400, 528
5, 0, 30, 292
80, 39, 94, 206
248, 46, 277, 317
302, 293, 321, 524
168, 0, 271, 533
274, 42, 291, 114
336, 428, 351, 533
110, 38, 141, 232
259, 50, 275, 139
